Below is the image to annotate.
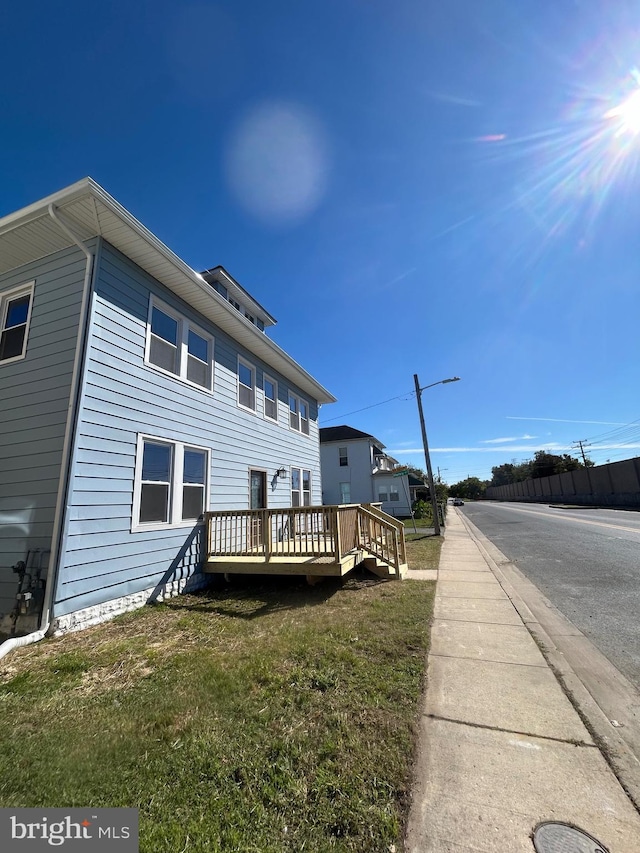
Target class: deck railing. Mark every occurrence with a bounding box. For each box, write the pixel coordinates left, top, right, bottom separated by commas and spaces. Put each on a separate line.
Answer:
204, 503, 406, 574
361, 503, 407, 567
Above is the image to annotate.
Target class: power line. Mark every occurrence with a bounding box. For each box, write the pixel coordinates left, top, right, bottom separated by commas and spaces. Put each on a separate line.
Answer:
321, 390, 416, 424
582, 416, 640, 444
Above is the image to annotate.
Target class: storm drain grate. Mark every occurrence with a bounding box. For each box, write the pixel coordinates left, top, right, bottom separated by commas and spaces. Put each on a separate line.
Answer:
533, 821, 609, 853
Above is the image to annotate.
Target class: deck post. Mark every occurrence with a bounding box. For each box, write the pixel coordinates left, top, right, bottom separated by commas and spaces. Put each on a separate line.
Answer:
392, 531, 400, 577
333, 507, 342, 563
264, 509, 271, 562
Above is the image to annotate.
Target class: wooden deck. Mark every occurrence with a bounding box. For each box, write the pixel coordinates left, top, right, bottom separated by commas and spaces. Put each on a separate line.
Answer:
203, 504, 407, 580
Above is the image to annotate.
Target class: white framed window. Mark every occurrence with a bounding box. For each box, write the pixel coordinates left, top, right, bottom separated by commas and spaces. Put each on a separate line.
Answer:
291, 467, 301, 507
132, 436, 209, 531
339, 482, 351, 504
182, 447, 208, 520
378, 488, 388, 502
302, 469, 311, 506
339, 447, 348, 467
390, 486, 400, 502
299, 399, 310, 435
146, 298, 214, 391
0, 282, 34, 364
289, 393, 310, 435
238, 357, 256, 411
291, 467, 312, 507
263, 374, 278, 422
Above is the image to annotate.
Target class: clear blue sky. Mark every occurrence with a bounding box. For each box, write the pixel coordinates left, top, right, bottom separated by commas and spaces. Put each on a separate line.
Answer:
3, 0, 640, 483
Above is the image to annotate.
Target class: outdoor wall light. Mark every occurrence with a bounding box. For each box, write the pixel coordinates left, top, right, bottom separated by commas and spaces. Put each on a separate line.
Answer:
276, 467, 287, 479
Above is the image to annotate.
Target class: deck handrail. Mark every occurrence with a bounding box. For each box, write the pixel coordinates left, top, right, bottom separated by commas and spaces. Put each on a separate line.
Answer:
361, 502, 406, 563
355, 504, 405, 575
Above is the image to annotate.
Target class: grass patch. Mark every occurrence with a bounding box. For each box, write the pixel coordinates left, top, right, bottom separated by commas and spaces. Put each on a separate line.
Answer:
0, 571, 435, 852
405, 536, 443, 571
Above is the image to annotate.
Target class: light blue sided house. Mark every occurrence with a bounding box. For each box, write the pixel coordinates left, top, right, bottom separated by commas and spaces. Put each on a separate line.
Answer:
0, 179, 407, 646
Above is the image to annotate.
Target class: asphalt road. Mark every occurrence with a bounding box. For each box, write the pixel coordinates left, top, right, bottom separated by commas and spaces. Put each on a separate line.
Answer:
460, 501, 640, 689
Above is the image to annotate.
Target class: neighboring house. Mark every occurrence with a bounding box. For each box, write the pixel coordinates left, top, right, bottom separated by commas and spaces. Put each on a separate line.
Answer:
408, 472, 429, 505
319, 426, 412, 517
0, 178, 336, 638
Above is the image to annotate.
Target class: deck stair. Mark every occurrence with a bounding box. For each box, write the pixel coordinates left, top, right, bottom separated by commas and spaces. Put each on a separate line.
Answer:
203, 503, 407, 581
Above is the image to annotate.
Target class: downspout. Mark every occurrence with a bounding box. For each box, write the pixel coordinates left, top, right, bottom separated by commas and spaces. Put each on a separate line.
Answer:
0, 205, 96, 660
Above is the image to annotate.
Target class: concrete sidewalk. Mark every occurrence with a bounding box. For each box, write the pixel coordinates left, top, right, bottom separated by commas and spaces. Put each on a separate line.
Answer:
405, 509, 640, 852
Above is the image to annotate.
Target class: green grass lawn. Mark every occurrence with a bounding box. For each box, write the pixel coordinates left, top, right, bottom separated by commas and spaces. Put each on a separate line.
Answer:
0, 569, 435, 852
404, 536, 442, 571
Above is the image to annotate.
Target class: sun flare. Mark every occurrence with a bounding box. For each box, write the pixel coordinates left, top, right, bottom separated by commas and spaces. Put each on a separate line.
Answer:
604, 87, 640, 136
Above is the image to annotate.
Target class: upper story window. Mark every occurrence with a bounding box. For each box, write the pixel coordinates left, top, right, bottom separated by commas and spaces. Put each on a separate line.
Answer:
238, 357, 256, 411
146, 298, 213, 391
0, 282, 34, 364
263, 374, 278, 422
289, 393, 310, 435
339, 447, 348, 467
133, 436, 209, 530
390, 486, 400, 502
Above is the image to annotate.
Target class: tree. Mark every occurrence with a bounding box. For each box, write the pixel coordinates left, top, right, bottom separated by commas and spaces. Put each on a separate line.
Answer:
490, 461, 532, 486
529, 451, 591, 479
489, 450, 593, 487
449, 477, 488, 500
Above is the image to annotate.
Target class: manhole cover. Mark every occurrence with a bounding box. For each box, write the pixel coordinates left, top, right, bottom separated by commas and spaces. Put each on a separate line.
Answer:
533, 822, 609, 853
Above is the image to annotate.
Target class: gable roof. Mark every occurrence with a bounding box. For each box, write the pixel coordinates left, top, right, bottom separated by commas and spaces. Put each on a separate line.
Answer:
0, 178, 335, 404
319, 425, 385, 447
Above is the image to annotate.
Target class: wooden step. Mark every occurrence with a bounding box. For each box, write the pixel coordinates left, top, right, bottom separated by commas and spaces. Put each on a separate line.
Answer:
361, 557, 407, 580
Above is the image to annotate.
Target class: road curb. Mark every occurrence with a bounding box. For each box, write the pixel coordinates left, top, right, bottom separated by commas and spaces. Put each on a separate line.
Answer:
457, 509, 640, 815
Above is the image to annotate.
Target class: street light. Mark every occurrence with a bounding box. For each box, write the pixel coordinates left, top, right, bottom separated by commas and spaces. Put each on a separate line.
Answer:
413, 375, 460, 536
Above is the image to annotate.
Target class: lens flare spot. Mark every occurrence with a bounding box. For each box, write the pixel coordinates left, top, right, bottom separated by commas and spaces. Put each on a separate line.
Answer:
224, 101, 329, 226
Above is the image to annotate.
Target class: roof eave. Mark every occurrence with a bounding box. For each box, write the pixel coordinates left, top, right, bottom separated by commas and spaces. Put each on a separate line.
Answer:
0, 179, 336, 405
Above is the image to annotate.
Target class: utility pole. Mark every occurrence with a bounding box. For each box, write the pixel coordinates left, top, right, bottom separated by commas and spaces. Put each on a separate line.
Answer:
414, 374, 441, 535
413, 375, 460, 533
572, 440, 591, 467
